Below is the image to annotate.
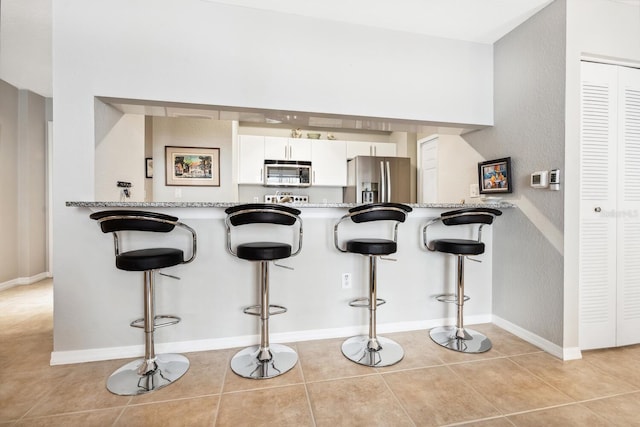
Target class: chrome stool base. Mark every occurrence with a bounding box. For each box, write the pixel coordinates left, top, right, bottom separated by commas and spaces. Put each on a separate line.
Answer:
231, 344, 298, 379
430, 326, 492, 353
106, 353, 190, 396
341, 335, 404, 367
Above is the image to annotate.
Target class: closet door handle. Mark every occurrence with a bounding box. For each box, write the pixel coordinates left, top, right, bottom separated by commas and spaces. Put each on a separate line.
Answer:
594, 207, 601, 212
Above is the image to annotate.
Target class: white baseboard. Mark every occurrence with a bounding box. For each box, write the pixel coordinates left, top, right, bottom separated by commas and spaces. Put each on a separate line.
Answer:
492, 315, 582, 361
0, 272, 52, 292
50, 314, 493, 365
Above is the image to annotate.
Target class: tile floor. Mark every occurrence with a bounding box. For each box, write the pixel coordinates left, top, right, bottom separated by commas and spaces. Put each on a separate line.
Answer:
2, 279, 640, 426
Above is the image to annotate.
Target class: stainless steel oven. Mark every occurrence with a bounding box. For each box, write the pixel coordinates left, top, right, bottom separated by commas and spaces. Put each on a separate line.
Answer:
264, 160, 311, 187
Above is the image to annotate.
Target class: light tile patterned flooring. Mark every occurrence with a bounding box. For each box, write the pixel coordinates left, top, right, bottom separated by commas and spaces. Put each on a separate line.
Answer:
2, 279, 640, 426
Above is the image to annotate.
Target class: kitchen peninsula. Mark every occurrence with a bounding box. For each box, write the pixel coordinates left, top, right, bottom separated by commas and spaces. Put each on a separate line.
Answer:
56, 200, 512, 365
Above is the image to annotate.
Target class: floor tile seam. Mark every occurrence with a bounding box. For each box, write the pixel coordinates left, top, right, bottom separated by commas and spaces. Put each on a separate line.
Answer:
572, 388, 640, 405
221, 381, 307, 395
440, 414, 516, 427
580, 356, 640, 390
212, 350, 233, 427
16, 405, 129, 422
499, 356, 577, 405
495, 399, 615, 422
300, 375, 318, 427
441, 363, 504, 417
302, 371, 381, 386
377, 368, 418, 427
375, 362, 450, 375
126, 393, 222, 407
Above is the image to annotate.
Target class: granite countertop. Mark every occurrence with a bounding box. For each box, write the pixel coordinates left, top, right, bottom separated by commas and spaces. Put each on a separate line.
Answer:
66, 201, 514, 209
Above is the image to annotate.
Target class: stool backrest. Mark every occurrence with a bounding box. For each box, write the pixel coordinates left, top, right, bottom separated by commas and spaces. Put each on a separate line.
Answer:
224, 204, 301, 226
90, 210, 197, 263
90, 210, 178, 233
225, 204, 303, 258
440, 208, 502, 226
348, 203, 412, 223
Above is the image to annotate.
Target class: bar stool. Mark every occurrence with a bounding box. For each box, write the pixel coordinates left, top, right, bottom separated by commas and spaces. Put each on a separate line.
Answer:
422, 207, 501, 353
224, 203, 303, 379
334, 203, 412, 367
90, 210, 197, 395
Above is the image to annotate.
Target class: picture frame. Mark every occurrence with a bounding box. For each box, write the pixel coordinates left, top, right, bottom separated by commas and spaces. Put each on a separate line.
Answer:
165, 146, 220, 187
478, 157, 512, 194
145, 158, 153, 178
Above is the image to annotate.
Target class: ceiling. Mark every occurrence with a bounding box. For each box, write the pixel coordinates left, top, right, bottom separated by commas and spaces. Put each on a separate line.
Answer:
205, 0, 554, 44
2, 0, 561, 133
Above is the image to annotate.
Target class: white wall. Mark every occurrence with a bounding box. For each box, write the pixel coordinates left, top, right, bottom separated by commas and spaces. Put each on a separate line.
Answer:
52, 0, 493, 354
564, 0, 640, 350
95, 114, 145, 202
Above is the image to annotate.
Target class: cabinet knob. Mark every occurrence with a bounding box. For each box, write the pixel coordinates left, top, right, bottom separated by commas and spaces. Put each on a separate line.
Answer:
594, 207, 601, 213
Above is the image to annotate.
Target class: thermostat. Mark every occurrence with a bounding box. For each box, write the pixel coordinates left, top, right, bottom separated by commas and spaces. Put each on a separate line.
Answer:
530, 171, 549, 188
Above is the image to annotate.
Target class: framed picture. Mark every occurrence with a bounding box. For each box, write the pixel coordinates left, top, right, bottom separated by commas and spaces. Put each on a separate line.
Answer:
145, 158, 153, 178
478, 157, 512, 194
165, 146, 220, 187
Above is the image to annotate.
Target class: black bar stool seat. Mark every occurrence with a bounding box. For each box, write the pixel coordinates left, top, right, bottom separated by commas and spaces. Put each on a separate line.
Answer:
236, 242, 292, 261
346, 239, 397, 255
431, 239, 485, 256
116, 248, 185, 271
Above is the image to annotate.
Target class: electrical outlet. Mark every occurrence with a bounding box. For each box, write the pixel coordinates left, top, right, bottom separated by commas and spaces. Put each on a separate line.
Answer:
341, 273, 352, 289
470, 183, 480, 198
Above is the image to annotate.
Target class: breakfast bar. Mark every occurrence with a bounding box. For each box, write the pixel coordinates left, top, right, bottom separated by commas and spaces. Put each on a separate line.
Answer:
54, 201, 511, 365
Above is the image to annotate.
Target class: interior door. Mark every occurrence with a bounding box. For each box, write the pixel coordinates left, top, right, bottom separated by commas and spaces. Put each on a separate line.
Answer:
418, 136, 438, 203
615, 65, 640, 346
579, 61, 618, 350
579, 61, 640, 349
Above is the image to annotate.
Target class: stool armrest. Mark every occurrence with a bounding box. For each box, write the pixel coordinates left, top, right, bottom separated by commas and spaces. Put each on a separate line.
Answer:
333, 214, 351, 253
422, 217, 441, 251
176, 221, 197, 264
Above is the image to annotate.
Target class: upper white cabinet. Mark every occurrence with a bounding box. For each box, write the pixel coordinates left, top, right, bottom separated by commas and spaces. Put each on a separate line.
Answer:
346, 141, 397, 159
311, 140, 347, 186
264, 137, 312, 161
238, 135, 265, 184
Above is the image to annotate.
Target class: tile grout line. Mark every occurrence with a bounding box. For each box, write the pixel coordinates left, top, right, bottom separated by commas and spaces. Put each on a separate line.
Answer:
296, 350, 318, 427
377, 370, 417, 427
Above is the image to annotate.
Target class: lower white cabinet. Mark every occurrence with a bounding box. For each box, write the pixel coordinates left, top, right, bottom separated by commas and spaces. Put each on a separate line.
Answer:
238, 135, 264, 184
311, 140, 347, 186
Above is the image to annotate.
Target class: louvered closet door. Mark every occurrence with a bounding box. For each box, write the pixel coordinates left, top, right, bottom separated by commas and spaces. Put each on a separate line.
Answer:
579, 61, 618, 350
616, 66, 640, 346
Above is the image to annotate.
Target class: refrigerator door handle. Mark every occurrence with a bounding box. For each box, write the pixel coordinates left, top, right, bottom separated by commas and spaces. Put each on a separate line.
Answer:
380, 160, 386, 203
386, 161, 391, 202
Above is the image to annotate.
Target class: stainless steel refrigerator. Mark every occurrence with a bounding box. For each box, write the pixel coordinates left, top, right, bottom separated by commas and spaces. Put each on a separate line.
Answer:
343, 156, 411, 203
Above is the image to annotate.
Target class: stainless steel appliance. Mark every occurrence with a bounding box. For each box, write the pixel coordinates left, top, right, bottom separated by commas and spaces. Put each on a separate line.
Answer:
264, 160, 311, 187
343, 156, 411, 203
264, 193, 309, 203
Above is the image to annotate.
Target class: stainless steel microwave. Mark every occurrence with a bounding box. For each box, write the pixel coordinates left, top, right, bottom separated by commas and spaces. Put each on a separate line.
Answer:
264, 160, 312, 187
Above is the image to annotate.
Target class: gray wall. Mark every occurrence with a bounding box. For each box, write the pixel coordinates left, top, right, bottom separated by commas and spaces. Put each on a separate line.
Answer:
0, 79, 48, 287
0, 80, 20, 284
464, 0, 567, 345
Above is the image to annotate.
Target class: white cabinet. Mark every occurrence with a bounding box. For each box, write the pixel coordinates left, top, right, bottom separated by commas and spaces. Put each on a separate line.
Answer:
237, 135, 264, 184
346, 141, 397, 159
311, 140, 347, 186
264, 137, 312, 161
579, 61, 640, 350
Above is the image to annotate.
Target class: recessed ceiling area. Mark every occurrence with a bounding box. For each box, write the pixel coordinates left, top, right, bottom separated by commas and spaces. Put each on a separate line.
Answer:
103, 97, 482, 135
